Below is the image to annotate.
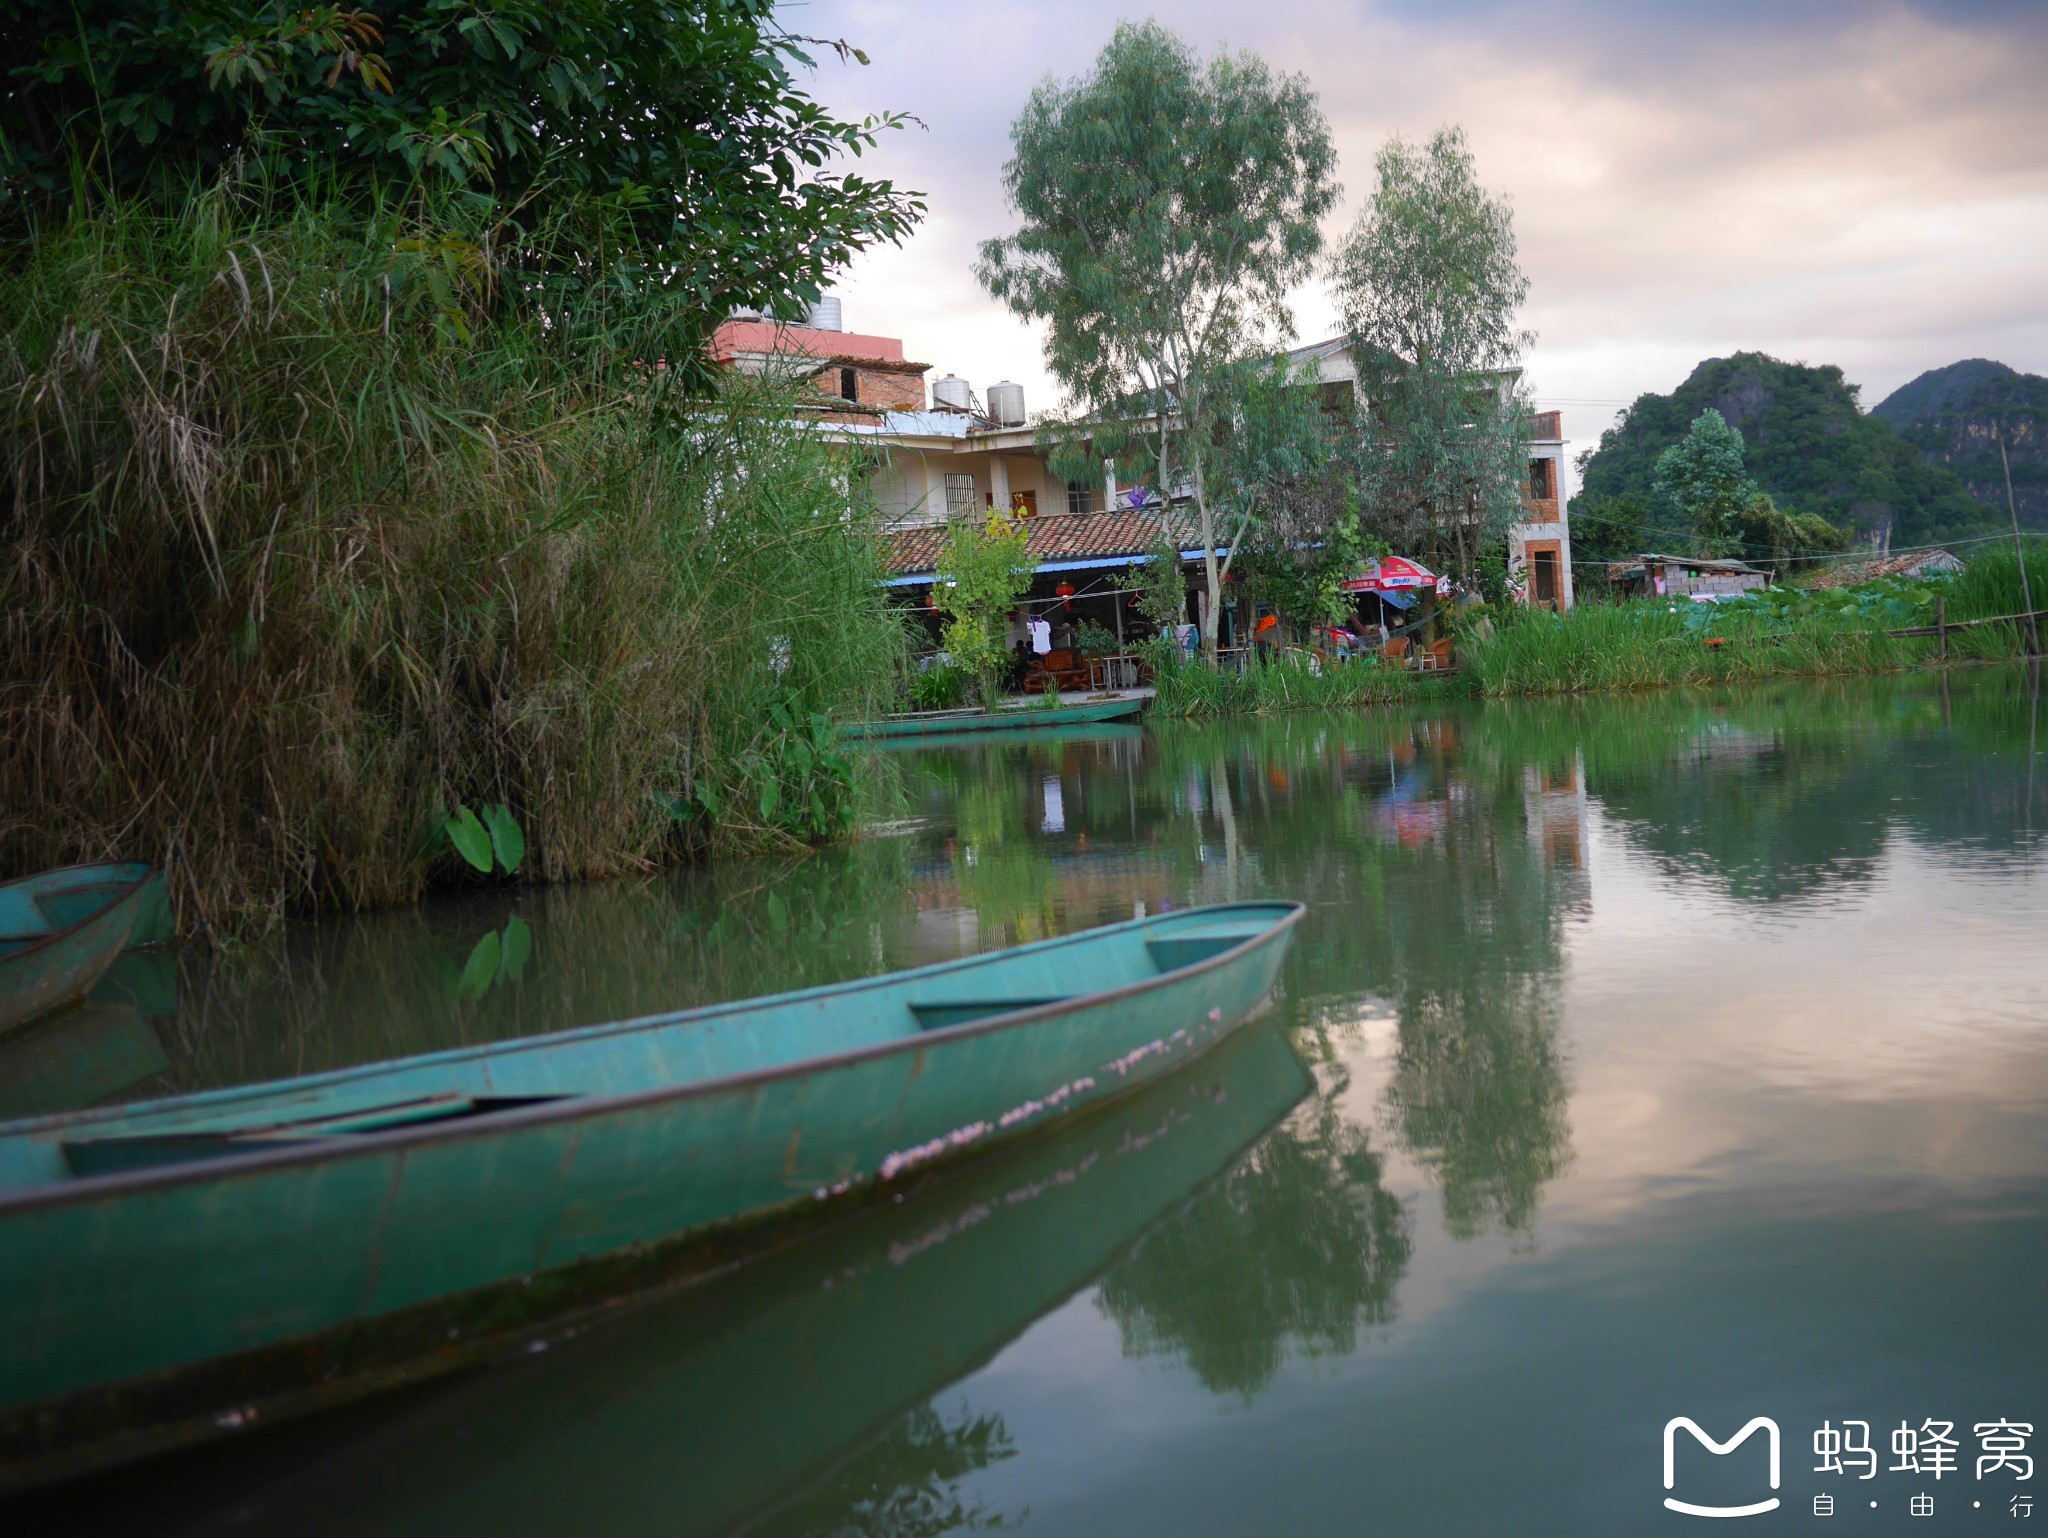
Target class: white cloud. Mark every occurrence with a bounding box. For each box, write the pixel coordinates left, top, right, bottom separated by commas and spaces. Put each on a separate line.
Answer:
792, 0, 2048, 456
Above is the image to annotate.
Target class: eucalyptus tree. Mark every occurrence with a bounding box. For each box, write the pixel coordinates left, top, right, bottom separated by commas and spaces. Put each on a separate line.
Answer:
1331, 127, 1533, 586
976, 21, 1338, 660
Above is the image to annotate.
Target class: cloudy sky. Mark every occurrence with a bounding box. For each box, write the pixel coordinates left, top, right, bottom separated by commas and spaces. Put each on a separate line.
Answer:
790, 0, 2048, 481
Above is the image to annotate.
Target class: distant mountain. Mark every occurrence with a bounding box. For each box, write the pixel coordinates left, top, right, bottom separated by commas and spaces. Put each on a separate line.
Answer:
1872, 360, 2047, 532
1576, 353, 1993, 557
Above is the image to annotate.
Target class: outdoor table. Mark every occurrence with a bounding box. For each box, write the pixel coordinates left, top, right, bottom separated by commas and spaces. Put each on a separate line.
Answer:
1089, 654, 1141, 690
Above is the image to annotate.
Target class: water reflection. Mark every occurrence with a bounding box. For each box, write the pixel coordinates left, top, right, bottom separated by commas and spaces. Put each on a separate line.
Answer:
29, 666, 2045, 1536
1096, 1093, 1410, 1397
752, 1405, 1019, 1538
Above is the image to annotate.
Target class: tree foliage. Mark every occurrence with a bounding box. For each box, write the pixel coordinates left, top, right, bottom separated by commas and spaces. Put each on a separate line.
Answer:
1579, 353, 1993, 549
1654, 408, 1756, 557
1655, 408, 1846, 565
1873, 359, 2048, 533
1331, 126, 1532, 582
977, 21, 1338, 659
0, 0, 923, 344
933, 511, 1033, 704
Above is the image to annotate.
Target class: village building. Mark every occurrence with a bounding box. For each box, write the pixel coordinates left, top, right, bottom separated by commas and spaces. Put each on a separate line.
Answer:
706, 305, 1580, 667
1279, 339, 1576, 611
1607, 553, 1773, 600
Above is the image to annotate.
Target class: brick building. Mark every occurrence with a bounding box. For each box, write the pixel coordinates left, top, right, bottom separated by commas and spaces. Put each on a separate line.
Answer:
709, 309, 931, 413
707, 305, 1574, 640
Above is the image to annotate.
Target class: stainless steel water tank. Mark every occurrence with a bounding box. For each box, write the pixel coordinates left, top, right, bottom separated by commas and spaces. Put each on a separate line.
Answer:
806, 296, 843, 331
987, 380, 1026, 426
932, 374, 972, 411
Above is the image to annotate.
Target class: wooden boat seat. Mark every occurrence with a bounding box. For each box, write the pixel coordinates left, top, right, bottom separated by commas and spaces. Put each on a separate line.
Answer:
908, 998, 1069, 1032
62, 1094, 570, 1177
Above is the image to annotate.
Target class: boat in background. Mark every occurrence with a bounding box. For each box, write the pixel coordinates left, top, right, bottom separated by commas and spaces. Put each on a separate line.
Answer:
843, 695, 1145, 740
0, 865, 168, 1035
0, 900, 1302, 1488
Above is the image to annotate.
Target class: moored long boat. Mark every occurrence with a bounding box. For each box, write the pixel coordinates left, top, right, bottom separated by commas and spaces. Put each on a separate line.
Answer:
0, 900, 1302, 1487
843, 695, 1145, 739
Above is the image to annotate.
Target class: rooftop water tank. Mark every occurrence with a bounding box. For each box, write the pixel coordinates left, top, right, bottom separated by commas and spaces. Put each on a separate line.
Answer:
806, 295, 843, 332
987, 380, 1026, 427
932, 374, 972, 411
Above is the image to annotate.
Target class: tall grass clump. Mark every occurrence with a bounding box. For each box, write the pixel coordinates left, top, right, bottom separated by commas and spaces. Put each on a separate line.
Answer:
1941, 545, 2048, 657
1148, 652, 1446, 717
1464, 593, 1932, 696
0, 186, 902, 933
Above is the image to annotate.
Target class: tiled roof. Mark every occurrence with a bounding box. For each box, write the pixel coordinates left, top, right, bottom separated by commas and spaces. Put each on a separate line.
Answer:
1804, 550, 1964, 588
882, 509, 1197, 577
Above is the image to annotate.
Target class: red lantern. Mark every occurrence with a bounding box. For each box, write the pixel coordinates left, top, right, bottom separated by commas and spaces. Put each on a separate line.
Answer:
1055, 580, 1076, 612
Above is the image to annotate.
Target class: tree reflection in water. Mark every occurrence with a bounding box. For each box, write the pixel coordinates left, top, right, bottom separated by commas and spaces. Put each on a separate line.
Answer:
754, 1404, 1022, 1538
1382, 985, 1571, 1239
1094, 1097, 1411, 1397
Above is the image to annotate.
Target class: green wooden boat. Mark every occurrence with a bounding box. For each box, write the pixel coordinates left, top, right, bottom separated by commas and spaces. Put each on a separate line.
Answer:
0, 900, 1302, 1487
0, 864, 167, 1036
50, 1021, 1313, 1534
843, 695, 1145, 740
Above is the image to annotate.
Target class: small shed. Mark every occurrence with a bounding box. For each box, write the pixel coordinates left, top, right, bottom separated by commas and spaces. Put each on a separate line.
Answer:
1609, 553, 1772, 601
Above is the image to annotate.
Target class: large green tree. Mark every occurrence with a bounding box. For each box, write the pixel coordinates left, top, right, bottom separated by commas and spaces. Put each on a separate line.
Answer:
976, 21, 1338, 661
1656, 407, 1846, 565
1330, 126, 1532, 586
0, 0, 922, 340
1654, 408, 1756, 556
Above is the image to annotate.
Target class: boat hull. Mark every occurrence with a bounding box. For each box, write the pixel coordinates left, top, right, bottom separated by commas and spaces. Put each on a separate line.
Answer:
0, 865, 165, 1035
0, 902, 1300, 1486
846, 697, 1144, 739
32, 1022, 1314, 1534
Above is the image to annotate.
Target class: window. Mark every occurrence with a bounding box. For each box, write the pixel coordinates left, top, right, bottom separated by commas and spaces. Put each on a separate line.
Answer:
1067, 481, 1094, 515
1528, 458, 1555, 499
839, 367, 858, 402
944, 473, 977, 516
1532, 549, 1558, 607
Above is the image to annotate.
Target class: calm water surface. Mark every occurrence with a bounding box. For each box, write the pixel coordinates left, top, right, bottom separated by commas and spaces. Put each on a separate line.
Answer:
34, 668, 2048, 1535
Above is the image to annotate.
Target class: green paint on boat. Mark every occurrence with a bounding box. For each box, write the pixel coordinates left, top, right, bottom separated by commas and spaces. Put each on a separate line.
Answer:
0, 900, 1301, 1487
0, 865, 167, 1036
843, 696, 1145, 740
116, 1021, 1314, 1535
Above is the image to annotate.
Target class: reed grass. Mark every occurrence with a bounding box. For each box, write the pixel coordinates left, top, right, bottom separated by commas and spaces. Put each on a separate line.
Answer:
1461, 606, 1925, 696
0, 185, 902, 934
1149, 652, 1449, 717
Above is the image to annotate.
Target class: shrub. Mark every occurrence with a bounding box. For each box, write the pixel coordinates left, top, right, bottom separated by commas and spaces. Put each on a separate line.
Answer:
0, 188, 901, 932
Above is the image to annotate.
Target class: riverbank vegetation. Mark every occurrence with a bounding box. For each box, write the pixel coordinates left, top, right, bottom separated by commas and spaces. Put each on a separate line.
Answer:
1150, 548, 2044, 712
1, 2, 922, 932
1461, 547, 2045, 696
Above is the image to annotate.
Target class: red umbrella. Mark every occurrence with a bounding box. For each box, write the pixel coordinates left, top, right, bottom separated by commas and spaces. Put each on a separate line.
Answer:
1340, 556, 1437, 594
